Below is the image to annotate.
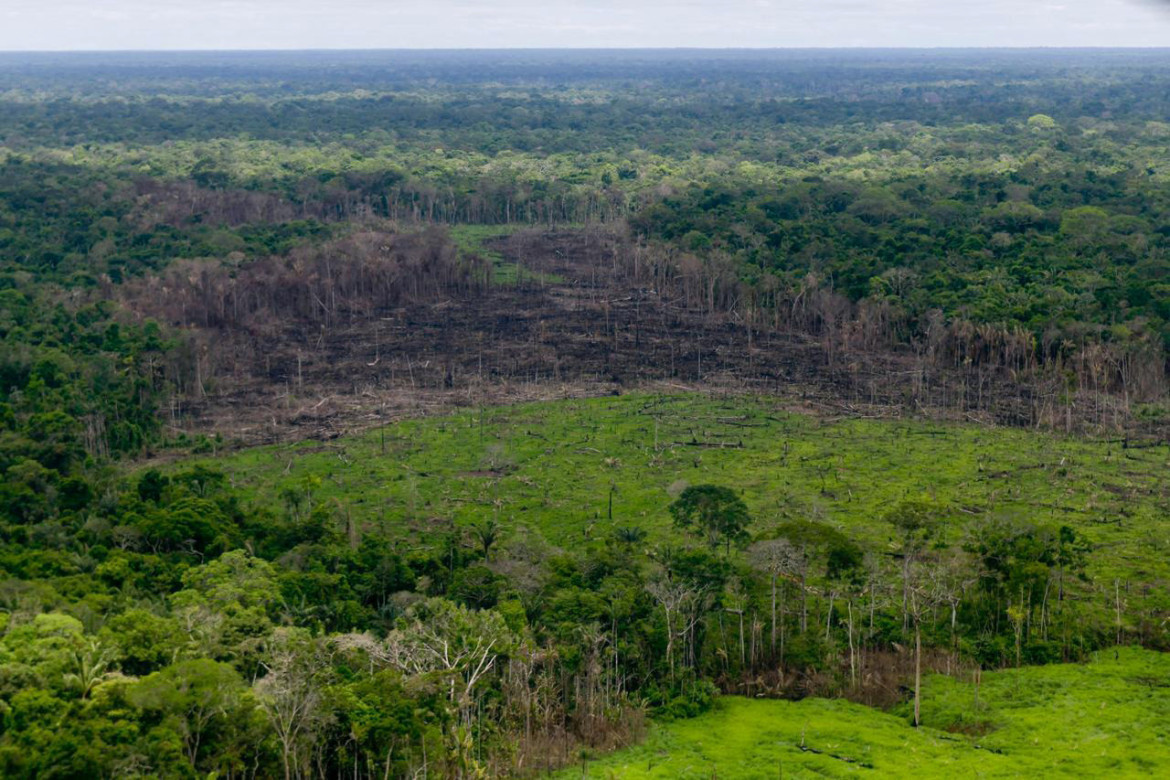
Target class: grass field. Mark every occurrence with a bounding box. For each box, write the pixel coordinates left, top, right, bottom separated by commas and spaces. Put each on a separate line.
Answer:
447, 223, 561, 284
193, 394, 1170, 589
554, 647, 1170, 779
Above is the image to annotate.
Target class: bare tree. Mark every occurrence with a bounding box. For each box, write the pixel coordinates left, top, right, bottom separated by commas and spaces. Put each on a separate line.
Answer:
255, 628, 334, 780
748, 538, 801, 662
886, 501, 939, 637
927, 552, 977, 649
723, 578, 750, 671
905, 556, 947, 729
361, 599, 516, 728
646, 577, 699, 681
334, 599, 516, 776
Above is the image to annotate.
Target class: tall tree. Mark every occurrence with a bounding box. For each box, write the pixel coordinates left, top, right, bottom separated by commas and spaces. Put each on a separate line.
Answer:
748, 538, 801, 661
669, 485, 752, 555
255, 629, 334, 780
885, 501, 941, 636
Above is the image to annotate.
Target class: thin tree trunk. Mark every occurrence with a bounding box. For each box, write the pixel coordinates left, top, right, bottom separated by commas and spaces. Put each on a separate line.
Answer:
914, 620, 922, 728
847, 599, 857, 689
770, 574, 777, 657
780, 584, 787, 667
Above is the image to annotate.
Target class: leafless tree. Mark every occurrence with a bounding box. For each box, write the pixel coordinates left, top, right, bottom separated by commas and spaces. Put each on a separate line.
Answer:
255, 628, 334, 780
646, 577, 701, 681
341, 598, 515, 729
748, 538, 802, 662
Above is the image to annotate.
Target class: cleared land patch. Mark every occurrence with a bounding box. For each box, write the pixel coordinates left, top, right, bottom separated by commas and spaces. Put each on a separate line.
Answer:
194, 393, 1170, 619
557, 647, 1170, 778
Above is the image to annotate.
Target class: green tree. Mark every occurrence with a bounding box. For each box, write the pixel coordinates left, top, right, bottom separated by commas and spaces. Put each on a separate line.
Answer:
100, 610, 185, 677
669, 485, 752, 555
131, 659, 249, 770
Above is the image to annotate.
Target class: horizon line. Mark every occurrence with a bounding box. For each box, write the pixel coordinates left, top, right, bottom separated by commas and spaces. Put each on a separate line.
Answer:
4, 45, 1170, 54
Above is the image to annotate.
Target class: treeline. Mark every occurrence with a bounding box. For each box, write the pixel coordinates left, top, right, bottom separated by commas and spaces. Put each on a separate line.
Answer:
0, 460, 1159, 777
0, 286, 173, 462
126, 228, 489, 331
3, 156, 1165, 453
0, 157, 332, 283
612, 241, 1166, 428
623, 162, 1170, 422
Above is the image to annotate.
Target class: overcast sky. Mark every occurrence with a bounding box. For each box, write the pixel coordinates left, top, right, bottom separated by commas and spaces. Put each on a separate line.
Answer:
3, 0, 1170, 50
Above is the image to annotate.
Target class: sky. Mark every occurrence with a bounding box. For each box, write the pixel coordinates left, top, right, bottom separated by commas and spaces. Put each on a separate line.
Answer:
2, 0, 1170, 51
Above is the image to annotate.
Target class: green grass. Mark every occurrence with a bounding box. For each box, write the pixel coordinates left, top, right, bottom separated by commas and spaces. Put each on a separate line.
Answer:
447, 223, 562, 285
557, 647, 1170, 778
917, 646, 1170, 774
194, 394, 1170, 591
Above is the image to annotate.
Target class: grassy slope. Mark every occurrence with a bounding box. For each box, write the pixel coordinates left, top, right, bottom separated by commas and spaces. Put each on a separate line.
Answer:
558, 648, 1170, 779
447, 223, 562, 284
197, 394, 1169, 591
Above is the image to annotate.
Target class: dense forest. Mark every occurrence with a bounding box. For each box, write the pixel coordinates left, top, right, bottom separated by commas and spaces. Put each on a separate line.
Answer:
0, 50, 1168, 777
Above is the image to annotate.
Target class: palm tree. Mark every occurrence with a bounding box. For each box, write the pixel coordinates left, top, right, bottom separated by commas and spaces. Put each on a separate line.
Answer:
65, 637, 120, 699
472, 518, 501, 561
614, 526, 647, 547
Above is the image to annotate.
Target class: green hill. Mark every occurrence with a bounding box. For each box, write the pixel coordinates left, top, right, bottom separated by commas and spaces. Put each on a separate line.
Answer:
559, 647, 1170, 779
195, 393, 1170, 600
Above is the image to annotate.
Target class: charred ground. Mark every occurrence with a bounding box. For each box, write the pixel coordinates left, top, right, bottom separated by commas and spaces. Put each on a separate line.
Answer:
130, 226, 1158, 448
